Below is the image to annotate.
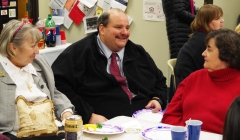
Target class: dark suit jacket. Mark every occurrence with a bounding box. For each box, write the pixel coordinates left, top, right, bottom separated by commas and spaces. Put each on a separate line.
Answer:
52, 32, 167, 124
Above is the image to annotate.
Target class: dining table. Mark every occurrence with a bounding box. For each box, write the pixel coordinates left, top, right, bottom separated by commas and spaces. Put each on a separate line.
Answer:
81, 116, 223, 140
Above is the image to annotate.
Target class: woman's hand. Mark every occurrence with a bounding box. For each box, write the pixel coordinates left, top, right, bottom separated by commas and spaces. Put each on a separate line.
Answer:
61, 111, 73, 121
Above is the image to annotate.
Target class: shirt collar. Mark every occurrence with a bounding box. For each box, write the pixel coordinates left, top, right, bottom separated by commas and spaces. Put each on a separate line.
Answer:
0, 54, 37, 76
97, 34, 125, 60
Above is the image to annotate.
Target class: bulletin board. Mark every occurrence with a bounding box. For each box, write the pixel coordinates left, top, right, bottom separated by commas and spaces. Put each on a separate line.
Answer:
0, 0, 18, 31
49, 0, 129, 34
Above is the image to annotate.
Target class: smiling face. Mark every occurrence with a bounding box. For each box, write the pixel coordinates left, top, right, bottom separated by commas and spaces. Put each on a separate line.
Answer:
9, 35, 39, 68
99, 10, 130, 52
202, 38, 229, 72
209, 15, 224, 31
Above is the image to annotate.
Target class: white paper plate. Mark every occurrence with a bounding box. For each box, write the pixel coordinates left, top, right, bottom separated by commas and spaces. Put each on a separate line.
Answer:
141, 126, 171, 140
132, 108, 164, 122
83, 124, 124, 135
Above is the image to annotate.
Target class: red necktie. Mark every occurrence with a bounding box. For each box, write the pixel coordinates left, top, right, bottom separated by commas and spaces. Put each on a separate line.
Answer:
110, 53, 133, 99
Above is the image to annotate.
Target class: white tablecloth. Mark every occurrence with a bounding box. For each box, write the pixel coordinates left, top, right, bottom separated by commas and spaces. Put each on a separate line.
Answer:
39, 43, 71, 66
81, 116, 223, 140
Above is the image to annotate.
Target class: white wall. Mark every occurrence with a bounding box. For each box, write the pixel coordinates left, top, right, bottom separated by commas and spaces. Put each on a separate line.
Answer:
39, 0, 240, 86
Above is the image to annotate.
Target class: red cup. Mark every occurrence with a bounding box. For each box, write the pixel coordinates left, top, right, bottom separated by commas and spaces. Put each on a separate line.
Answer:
60, 30, 66, 40
28, 18, 33, 23
60, 30, 66, 44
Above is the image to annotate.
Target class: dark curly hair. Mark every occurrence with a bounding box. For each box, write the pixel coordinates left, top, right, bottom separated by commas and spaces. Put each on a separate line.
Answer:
205, 28, 240, 70
222, 96, 240, 140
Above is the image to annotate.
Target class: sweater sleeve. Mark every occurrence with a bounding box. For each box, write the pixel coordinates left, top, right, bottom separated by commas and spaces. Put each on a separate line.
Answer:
52, 52, 93, 124
161, 78, 186, 126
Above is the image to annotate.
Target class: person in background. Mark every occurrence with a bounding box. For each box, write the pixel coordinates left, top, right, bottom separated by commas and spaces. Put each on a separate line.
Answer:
222, 96, 240, 140
52, 8, 167, 124
0, 20, 74, 140
162, 0, 195, 59
235, 23, 240, 33
173, 4, 224, 98
162, 0, 195, 102
162, 29, 240, 134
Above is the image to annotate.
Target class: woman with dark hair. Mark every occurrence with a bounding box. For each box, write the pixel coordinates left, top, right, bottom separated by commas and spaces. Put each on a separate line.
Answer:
162, 29, 240, 134
173, 4, 224, 96
222, 96, 240, 140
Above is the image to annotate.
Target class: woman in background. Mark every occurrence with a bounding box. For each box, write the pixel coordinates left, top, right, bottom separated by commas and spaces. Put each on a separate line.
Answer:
222, 96, 240, 140
162, 29, 240, 134
173, 4, 224, 98
235, 23, 240, 33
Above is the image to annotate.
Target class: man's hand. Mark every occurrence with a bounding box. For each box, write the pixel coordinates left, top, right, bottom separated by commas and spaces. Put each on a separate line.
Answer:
145, 100, 162, 113
89, 113, 108, 124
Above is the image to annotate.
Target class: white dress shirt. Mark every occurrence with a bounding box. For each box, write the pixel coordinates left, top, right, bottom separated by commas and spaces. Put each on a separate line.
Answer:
0, 54, 47, 102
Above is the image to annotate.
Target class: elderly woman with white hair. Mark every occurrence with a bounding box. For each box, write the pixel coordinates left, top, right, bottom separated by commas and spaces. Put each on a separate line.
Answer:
0, 20, 74, 140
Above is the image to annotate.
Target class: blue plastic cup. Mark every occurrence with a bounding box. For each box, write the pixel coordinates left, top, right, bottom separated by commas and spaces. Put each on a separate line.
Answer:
186, 120, 203, 140
171, 126, 187, 140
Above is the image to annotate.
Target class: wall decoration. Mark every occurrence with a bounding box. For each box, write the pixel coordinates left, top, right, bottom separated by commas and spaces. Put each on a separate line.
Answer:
143, 0, 165, 21
49, 0, 130, 34
9, 9, 16, 17
83, 15, 99, 34
1, 10, 7, 15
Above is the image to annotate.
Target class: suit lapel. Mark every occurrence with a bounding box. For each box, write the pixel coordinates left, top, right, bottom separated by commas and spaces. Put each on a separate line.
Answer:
32, 60, 41, 84
0, 64, 14, 84
32, 60, 51, 98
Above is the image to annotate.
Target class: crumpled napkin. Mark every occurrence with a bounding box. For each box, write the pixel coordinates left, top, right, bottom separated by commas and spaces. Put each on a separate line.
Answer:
55, 119, 63, 127
121, 120, 142, 133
